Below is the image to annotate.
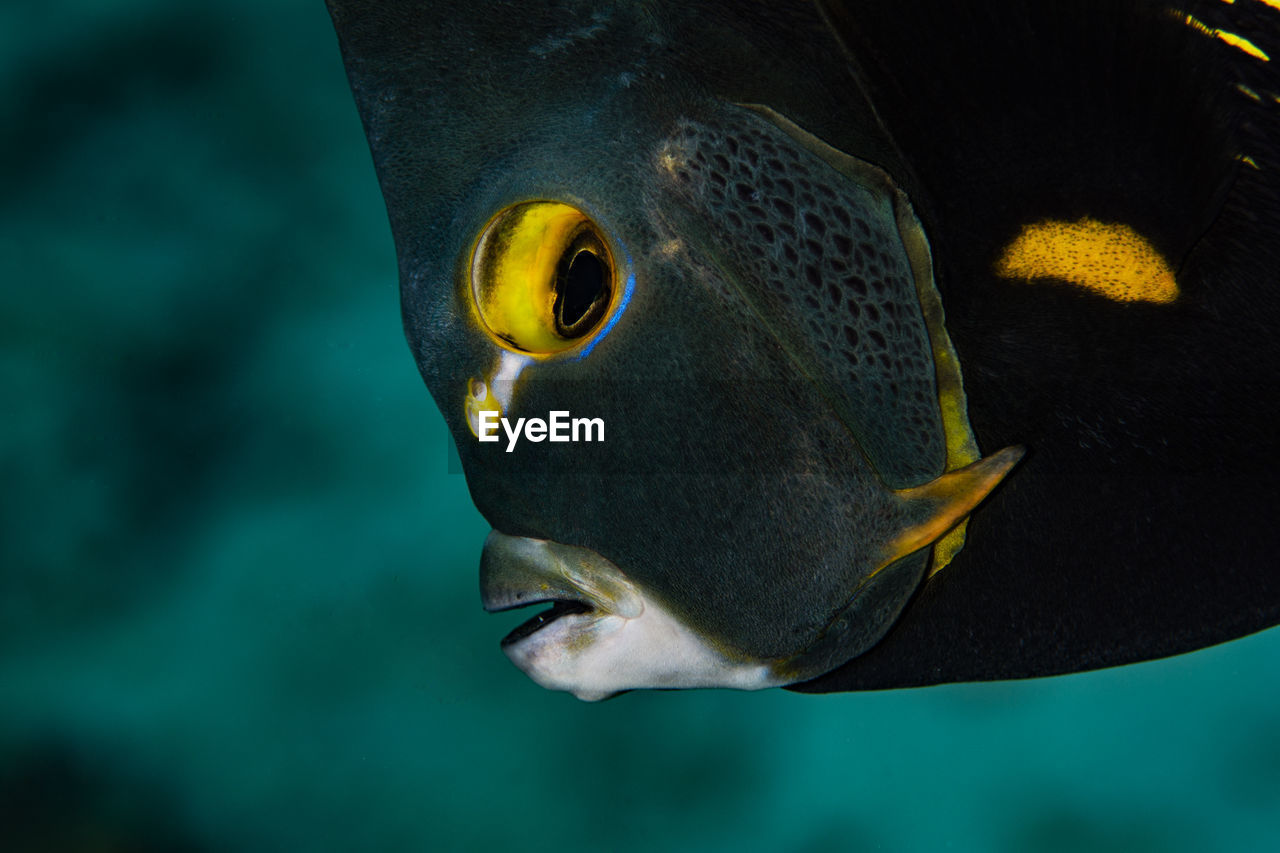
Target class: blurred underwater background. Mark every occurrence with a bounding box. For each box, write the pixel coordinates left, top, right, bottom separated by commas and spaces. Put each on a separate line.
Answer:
2, 1, 1279, 850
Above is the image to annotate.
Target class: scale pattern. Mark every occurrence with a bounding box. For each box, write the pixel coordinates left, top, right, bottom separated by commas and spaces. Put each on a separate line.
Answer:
659, 108, 946, 486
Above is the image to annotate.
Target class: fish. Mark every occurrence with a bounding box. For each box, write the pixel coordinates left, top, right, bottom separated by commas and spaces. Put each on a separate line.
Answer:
326, 0, 1280, 699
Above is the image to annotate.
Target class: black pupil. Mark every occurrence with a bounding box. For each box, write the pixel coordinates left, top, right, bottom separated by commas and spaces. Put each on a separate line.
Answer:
556, 249, 607, 334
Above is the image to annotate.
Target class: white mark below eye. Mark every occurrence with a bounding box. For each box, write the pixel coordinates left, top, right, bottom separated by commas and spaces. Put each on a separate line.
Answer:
491, 350, 532, 410
465, 353, 531, 439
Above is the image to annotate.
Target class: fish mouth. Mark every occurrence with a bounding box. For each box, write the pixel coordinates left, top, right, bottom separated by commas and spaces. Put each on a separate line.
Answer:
479, 530, 781, 700
480, 530, 643, 649
489, 598, 595, 647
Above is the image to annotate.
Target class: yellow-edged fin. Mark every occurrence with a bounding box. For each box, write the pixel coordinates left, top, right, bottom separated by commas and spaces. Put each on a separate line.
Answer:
893, 192, 984, 576
744, 103, 1005, 577
1180, 13, 1271, 62
1237, 82, 1264, 101
995, 218, 1179, 304
881, 446, 1024, 573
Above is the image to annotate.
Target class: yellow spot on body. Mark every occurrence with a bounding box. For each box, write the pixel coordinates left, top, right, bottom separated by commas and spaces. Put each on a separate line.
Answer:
658, 238, 683, 257
1182, 13, 1271, 61
1240, 154, 1261, 169
996, 218, 1179, 304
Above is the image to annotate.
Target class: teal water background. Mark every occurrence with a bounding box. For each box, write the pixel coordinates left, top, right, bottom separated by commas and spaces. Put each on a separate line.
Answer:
3, 2, 1278, 850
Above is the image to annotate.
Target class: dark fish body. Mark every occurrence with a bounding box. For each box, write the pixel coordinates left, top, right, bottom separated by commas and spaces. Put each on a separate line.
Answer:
327, 0, 1280, 697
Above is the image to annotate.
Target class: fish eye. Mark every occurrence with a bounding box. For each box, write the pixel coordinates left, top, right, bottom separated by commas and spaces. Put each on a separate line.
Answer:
469, 201, 617, 354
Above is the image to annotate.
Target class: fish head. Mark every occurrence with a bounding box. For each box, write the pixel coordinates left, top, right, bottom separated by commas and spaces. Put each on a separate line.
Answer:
329, 0, 1019, 699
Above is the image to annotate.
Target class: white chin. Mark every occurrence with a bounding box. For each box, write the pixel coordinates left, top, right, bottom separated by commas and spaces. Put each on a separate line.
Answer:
501, 592, 784, 702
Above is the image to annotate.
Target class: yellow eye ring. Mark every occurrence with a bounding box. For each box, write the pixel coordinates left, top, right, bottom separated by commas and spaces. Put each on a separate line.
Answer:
469, 201, 618, 355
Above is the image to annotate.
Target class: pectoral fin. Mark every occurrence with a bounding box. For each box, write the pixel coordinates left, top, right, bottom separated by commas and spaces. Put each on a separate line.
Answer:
881, 446, 1025, 571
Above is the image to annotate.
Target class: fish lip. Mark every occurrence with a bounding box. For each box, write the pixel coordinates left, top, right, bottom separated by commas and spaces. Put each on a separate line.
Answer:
479, 529, 643, 649
481, 575, 596, 648
492, 598, 595, 647
483, 592, 579, 614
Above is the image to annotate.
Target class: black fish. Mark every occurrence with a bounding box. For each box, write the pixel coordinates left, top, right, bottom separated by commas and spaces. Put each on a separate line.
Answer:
326, 0, 1280, 698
